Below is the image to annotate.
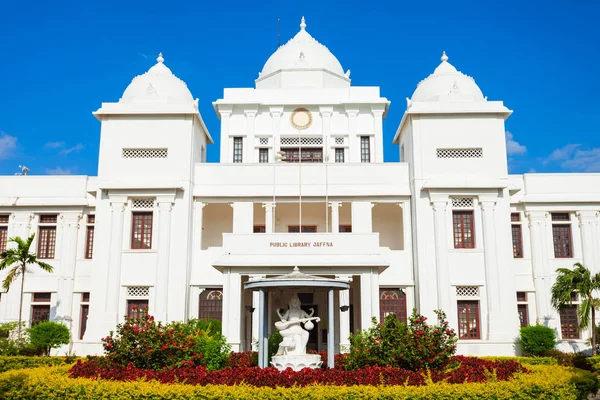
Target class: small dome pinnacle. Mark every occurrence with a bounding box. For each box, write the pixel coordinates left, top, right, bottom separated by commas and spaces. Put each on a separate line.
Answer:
157, 52, 164, 63
300, 16, 306, 30
441, 51, 448, 62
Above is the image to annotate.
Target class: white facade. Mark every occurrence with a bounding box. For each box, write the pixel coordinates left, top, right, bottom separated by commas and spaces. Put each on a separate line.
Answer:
0, 18, 595, 356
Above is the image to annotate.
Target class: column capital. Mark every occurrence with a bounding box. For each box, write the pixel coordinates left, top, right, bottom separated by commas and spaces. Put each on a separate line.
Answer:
328, 201, 342, 209
479, 200, 496, 212
157, 202, 173, 212
576, 210, 599, 223
335, 274, 353, 282
262, 202, 275, 210
244, 108, 258, 118
269, 106, 283, 118
344, 107, 359, 118
60, 213, 83, 228
110, 201, 127, 212
431, 200, 447, 212
319, 106, 333, 117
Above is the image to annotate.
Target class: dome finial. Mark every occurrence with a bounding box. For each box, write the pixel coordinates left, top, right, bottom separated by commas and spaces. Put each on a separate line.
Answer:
157, 52, 164, 63
300, 16, 306, 30
441, 51, 448, 62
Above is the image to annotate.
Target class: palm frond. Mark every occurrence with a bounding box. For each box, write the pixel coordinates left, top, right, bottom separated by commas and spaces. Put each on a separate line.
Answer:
0, 249, 19, 270
34, 260, 54, 273
578, 298, 592, 330
2, 266, 20, 291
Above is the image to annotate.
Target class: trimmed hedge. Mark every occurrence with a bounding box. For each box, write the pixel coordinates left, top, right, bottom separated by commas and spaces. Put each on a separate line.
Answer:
481, 356, 557, 365
0, 364, 597, 399
0, 356, 76, 373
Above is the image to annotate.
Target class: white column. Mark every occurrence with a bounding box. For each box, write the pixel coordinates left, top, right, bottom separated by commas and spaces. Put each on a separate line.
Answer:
431, 199, 450, 314
330, 201, 341, 233
219, 107, 232, 162
400, 201, 412, 252
231, 202, 253, 234
345, 108, 359, 163
222, 268, 242, 352
249, 274, 265, 351
336, 275, 352, 352
577, 211, 599, 273
263, 202, 274, 233
320, 107, 333, 162
105, 200, 126, 319
480, 200, 502, 340
245, 109, 257, 162
360, 270, 373, 329
370, 106, 385, 163
56, 213, 81, 324
270, 107, 283, 158
351, 202, 373, 233
527, 211, 554, 326
154, 200, 173, 323
370, 267, 380, 322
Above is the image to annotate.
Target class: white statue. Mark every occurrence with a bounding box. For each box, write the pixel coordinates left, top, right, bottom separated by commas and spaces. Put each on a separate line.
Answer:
274, 293, 320, 356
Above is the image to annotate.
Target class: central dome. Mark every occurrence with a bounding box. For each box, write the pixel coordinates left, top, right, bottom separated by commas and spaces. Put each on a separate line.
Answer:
259, 17, 346, 78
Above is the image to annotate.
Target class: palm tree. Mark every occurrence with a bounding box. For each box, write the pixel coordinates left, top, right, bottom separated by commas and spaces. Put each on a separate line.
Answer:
551, 262, 600, 355
0, 234, 54, 339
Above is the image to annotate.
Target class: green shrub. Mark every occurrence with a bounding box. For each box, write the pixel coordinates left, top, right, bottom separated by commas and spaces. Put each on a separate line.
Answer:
268, 331, 282, 363
587, 355, 600, 372
481, 356, 557, 365
0, 322, 41, 356
28, 322, 70, 356
519, 325, 556, 356
0, 364, 597, 399
102, 310, 230, 371
0, 356, 76, 372
344, 309, 457, 371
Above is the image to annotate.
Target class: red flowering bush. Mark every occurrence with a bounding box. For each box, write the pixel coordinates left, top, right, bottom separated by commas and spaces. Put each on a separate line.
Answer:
101, 307, 230, 371
344, 308, 457, 371
69, 355, 526, 387
227, 351, 258, 368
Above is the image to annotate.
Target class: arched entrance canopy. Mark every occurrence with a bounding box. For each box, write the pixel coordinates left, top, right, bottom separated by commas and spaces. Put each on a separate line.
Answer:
244, 266, 350, 368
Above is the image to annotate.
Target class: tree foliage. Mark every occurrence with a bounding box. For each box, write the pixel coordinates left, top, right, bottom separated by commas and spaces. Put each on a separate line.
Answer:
29, 321, 70, 356
519, 325, 556, 356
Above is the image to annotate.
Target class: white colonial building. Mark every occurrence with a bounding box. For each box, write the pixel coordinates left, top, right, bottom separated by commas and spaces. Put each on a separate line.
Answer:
0, 18, 595, 356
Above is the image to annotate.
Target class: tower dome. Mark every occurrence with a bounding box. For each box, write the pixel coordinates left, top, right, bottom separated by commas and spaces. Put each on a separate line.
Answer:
411, 52, 485, 102
258, 17, 347, 80
120, 53, 194, 104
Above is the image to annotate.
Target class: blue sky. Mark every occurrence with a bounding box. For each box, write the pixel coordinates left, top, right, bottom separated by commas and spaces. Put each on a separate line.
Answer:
0, 0, 598, 175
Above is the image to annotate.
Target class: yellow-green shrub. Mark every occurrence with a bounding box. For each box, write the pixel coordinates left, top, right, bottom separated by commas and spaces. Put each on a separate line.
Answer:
481, 356, 557, 365
0, 364, 597, 399
587, 355, 600, 372
0, 356, 76, 373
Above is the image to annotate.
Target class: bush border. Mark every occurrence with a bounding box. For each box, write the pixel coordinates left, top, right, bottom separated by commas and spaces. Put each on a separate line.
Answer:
0, 364, 597, 399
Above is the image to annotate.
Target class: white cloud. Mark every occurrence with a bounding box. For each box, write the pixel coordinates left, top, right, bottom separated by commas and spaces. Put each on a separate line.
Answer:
45, 166, 73, 175
543, 144, 600, 172
44, 141, 65, 149
60, 144, 84, 155
505, 131, 526, 156
0, 132, 17, 160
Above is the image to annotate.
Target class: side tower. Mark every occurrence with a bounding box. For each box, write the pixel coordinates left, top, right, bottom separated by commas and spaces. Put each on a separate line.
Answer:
394, 53, 517, 354
84, 54, 212, 349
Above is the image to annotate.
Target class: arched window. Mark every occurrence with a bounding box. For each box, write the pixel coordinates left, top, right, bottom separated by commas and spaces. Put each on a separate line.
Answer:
199, 288, 223, 321
379, 289, 407, 323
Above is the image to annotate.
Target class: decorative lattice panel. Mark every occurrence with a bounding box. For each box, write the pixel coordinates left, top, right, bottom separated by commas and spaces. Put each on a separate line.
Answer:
456, 286, 479, 297
122, 148, 168, 159
259, 137, 269, 145
436, 148, 483, 159
131, 199, 155, 209
127, 286, 150, 298
280, 137, 323, 146
452, 198, 474, 209
334, 137, 344, 145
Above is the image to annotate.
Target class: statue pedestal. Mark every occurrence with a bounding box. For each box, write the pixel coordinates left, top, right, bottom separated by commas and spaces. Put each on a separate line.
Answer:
270, 354, 323, 371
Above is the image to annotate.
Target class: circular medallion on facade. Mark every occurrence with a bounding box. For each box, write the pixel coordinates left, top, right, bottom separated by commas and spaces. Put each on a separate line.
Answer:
290, 108, 312, 130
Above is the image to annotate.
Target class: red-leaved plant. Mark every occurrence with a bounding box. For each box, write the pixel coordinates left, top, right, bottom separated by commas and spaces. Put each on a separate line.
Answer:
344, 308, 457, 371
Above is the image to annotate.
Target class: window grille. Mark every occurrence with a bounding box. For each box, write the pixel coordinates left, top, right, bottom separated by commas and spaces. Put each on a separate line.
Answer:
551, 212, 570, 221
38, 226, 56, 259
39, 214, 58, 224
457, 301, 480, 339
259, 137, 269, 145
379, 289, 407, 323
199, 289, 223, 321
335, 148, 345, 163
122, 148, 168, 159
0, 215, 9, 224
259, 148, 269, 163
360, 136, 371, 163
552, 225, 573, 258
518, 304, 529, 327
132, 199, 155, 209
511, 212, 521, 222
127, 286, 150, 298
280, 137, 323, 146
560, 305, 579, 339
453, 210, 475, 248
456, 286, 479, 297
233, 137, 243, 163
512, 225, 523, 258
436, 148, 483, 159
452, 198, 474, 209
127, 300, 149, 319
131, 212, 153, 249
334, 137, 344, 145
